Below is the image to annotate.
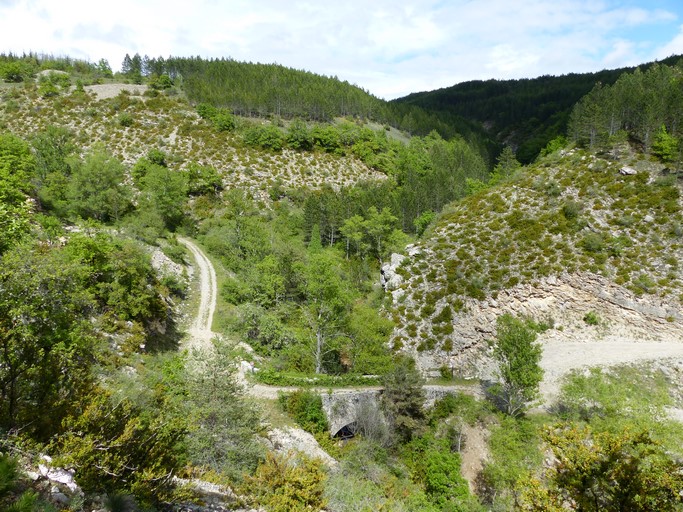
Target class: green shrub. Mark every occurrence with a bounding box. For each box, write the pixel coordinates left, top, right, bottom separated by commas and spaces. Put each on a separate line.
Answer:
562, 200, 581, 220
117, 112, 133, 127
0, 453, 19, 498
278, 390, 328, 434
581, 232, 604, 253
245, 452, 327, 512
403, 435, 470, 505
481, 416, 541, 507
213, 111, 235, 132
583, 311, 600, 325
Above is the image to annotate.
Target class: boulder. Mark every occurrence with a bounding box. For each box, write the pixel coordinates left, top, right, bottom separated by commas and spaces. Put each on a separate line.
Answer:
619, 166, 637, 175
381, 253, 405, 291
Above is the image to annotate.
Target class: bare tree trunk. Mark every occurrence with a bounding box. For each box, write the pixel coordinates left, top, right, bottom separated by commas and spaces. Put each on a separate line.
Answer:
314, 329, 324, 374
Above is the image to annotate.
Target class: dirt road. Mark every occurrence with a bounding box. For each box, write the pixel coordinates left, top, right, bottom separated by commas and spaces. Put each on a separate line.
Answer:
540, 337, 683, 403
179, 237, 217, 351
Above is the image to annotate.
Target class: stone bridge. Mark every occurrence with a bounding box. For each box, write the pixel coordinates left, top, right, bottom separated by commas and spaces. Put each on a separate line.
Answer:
320, 385, 481, 437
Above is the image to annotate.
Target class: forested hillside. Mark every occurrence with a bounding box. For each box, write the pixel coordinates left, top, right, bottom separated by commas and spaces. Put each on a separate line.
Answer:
569, 62, 683, 158
1, 51, 683, 512
394, 54, 683, 162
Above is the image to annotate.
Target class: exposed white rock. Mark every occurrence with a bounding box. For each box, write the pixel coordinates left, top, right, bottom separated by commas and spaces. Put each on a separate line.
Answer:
38, 454, 82, 493
267, 427, 337, 467
402, 271, 683, 379
620, 165, 637, 175
381, 253, 405, 291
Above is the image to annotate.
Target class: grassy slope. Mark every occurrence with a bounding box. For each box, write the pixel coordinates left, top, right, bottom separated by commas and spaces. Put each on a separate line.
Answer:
0, 84, 386, 197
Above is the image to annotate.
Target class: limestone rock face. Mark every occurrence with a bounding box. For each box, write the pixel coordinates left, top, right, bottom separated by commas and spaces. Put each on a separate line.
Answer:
381, 252, 405, 292
398, 271, 683, 378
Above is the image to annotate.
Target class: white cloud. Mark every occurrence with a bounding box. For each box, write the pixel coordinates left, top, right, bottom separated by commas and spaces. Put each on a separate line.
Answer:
0, 0, 681, 99
655, 23, 683, 59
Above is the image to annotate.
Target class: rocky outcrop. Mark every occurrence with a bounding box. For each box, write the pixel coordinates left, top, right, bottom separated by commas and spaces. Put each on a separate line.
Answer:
401, 271, 683, 378
380, 253, 405, 291
266, 427, 337, 467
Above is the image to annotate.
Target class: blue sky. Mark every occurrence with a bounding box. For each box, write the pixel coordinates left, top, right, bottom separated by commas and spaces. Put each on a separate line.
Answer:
1, 0, 683, 99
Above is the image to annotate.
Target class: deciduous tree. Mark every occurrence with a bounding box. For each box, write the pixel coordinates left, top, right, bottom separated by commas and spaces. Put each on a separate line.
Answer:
490, 314, 543, 416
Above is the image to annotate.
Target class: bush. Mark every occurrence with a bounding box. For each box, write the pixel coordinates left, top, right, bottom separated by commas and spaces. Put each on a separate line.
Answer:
118, 112, 134, 127
243, 124, 284, 151
213, 111, 235, 132
403, 435, 470, 505
490, 314, 543, 416
0, 453, 19, 498
245, 452, 327, 512
278, 390, 328, 434
583, 311, 600, 326
561, 200, 581, 220
581, 232, 604, 253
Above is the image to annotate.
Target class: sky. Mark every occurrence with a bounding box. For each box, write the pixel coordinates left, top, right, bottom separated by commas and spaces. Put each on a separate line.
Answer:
2, 0, 683, 99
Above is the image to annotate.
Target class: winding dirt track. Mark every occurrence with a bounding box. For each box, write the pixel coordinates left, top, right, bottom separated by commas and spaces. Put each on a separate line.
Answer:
178, 237, 217, 350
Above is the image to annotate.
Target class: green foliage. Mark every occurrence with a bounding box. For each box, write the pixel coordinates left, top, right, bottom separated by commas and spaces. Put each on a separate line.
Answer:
67, 148, 132, 222
480, 416, 541, 508
148, 73, 173, 90
403, 435, 470, 505
561, 199, 581, 220
52, 387, 185, 504
394, 61, 653, 162
301, 250, 354, 374
412, 211, 435, 238
166, 56, 382, 122
286, 119, 313, 150
569, 62, 683, 153
0, 201, 32, 255
278, 390, 328, 435
429, 392, 487, 426
539, 135, 568, 157
0, 132, 35, 206
490, 314, 543, 416
183, 341, 264, 480
254, 370, 381, 387
103, 493, 139, 512
582, 310, 601, 325
345, 301, 394, 374
652, 124, 679, 163
137, 163, 188, 231
31, 124, 75, 183
212, 111, 236, 132
381, 358, 427, 443
0, 242, 96, 439
325, 439, 449, 512
245, 452, 327, 512
0, 59, 35, 82
243, 123, 284, 151
581, 232, 604, 253
340, 206, 400, 262
186, 162, 223, 196
0, 453, 19, 499
36, 72, 70, 98
489, 145, 521, 185
557, 366, 679, 439
117, 112, 134, 127
519, 423, 683, 511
